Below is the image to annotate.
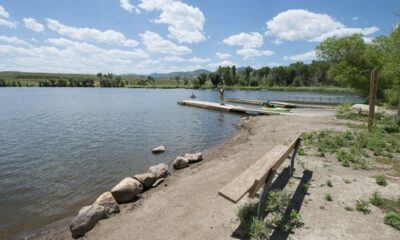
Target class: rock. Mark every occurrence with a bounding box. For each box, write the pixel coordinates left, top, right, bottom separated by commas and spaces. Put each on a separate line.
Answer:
111, 177, 143, 203
134, 172, 156, 188
173, 156, 189, 169
94, 192, 120, 216
148, 163, 168, 179
152, 145, 165, 153
350, 104, 383, 116
152, 178, 165, 187
70, 204, 106, 238
184, 152, 203, 163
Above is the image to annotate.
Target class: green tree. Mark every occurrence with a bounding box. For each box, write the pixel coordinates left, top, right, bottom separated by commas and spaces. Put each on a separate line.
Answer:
209, 73, 221, 87
316, 34, 383, 95
197, 73, 207, 86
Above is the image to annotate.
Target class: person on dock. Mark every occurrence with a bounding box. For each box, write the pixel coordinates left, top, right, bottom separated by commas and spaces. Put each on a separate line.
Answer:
219, 87, 225, 105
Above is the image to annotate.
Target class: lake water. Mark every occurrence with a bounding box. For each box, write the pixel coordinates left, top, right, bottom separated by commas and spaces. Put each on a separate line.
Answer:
0, 88, 362, 239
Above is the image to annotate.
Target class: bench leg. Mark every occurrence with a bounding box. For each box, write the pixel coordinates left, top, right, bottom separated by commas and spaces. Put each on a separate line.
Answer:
257, 170, 275, 219
289, 138, 301, 177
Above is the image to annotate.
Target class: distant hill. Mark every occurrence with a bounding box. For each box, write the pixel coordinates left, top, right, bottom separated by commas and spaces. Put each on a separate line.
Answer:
149, 69, 211, 79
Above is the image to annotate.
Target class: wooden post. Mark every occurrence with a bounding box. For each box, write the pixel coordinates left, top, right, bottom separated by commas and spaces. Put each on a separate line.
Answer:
257, 170, 275, 219
368, 68, 379, 132
397, 95, 400, 126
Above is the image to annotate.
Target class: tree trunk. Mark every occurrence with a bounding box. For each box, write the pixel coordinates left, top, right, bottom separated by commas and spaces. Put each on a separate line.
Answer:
397, 96, 400, 126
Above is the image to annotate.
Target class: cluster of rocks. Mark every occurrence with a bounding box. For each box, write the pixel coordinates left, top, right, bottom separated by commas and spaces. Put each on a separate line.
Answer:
172, 152, 203, 170
69, 150, 203, 238
69, 163, 168, 238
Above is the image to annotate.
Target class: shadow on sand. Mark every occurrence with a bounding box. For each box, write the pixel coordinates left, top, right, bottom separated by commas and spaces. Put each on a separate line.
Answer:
232, 167, 313, 240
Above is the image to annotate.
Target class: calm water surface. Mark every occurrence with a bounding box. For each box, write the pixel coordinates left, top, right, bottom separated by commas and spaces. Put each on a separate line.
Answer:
0, 88, 362, 239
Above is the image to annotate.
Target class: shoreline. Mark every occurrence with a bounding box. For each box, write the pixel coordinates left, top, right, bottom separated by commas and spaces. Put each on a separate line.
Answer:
19, 119, 243, 240
26, 108, 341, 240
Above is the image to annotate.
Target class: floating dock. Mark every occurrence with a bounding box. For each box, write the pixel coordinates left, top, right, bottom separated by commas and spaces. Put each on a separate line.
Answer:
177, 100, 280, 115
228, 98, 296, 108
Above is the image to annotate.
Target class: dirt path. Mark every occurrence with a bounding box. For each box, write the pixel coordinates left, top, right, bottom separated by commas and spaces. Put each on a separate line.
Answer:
32, 109, 400, 240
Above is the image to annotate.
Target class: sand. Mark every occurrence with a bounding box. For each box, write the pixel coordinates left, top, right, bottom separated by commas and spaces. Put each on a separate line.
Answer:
28, 108, 400, 240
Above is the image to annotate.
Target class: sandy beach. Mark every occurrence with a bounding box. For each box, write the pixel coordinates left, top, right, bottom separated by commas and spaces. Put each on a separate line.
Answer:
26, 108, 399, 240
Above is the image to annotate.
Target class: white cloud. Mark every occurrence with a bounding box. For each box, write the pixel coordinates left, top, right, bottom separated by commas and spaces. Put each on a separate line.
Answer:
46, 19, 139, 47
0, 38, 149, 74
23, 18, 45, 32
0, 5, 10, 18
140, 31, 191, 55
352, 16, 359, 21
265, 9, 378, 42
236, 48, 274, 60
208, 60, 237, 69
188, 57, 211, 64
0, 18, 16, 28
138, 0, 205, 44
284, 50, 316, 62
223, 32, 263, 48
0, 36, 32, 47
162, 55, 185, 62
216, 52, 232, 60
310, 27, 379, 42
120, 0, 141, 14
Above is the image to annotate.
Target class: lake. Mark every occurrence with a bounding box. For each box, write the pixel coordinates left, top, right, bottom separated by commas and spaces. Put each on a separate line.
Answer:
0, 88, 362, 239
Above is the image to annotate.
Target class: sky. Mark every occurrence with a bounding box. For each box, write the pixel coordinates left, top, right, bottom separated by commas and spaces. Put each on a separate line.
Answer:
0, 0, 399, 74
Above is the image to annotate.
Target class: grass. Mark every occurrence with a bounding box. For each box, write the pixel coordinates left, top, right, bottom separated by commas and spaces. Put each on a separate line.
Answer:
384, 212, 400, 231
326, 180, 333, 187
235, 190, 305, 238
345, 206, 355, 211
370, 191, 384, 207
355, 200, 371, 214
325, 193, 333, 202
301, 181, 310, 194
375, 175, 389, 186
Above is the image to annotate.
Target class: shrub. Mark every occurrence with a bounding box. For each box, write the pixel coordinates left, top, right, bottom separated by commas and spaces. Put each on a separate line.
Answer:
326, 180, 333, 187
236, 201, 257, 225
266, 190, 290, 213
375, 175, 388, 186
325, 193, 333, 201
384, 212, 400, 231
370, 191, 384, 207
356, 200, 371, 214
249, 217, 271, 240
280, 210, 304, 232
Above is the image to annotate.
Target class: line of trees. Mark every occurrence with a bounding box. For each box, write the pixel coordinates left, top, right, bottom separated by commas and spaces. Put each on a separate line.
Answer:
96, 73, 124, 87
38, 78, 95, 87
190, 60, 334, 89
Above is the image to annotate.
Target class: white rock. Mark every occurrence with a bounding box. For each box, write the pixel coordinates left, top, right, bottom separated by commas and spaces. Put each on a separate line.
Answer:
184, 152, 203, 163
148, 163, 169, 179
173, 156, 189, 170
134, 172, 157, 188
94, 191, 120, 216
111, 177, 143, 203
152, 178, 165, 188
70, 204, 106, 238
152, 145, 165, 153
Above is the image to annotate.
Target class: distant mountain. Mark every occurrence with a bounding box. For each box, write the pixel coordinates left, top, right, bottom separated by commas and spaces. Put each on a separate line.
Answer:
149, 69, 211, 79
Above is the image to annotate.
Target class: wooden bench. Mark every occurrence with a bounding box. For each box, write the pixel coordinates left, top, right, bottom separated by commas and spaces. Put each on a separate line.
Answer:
218, 134, 302, 218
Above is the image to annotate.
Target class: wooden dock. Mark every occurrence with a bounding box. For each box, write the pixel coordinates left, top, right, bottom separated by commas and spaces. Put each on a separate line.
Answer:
177, 100, 280, 115
228, 98, 296, 108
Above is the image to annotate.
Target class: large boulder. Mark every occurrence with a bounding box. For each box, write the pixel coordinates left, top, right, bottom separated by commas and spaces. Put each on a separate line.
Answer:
70, 204, 106, 238
152, 145, 165, 153
134, 172, 156, 188
111, 177, 143, 203
148, 163, 169, 179
173, 156, 189, 170
350, 104, 382, 116
94, 191, 120, 216
184, 152, 203, 163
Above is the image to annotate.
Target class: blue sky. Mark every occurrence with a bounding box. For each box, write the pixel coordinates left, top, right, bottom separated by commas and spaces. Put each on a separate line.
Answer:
0, 0, 399, 74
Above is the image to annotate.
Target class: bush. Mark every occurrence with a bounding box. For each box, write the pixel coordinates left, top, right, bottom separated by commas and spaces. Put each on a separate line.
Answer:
356, 200, 371, 214
370, 191, 384, 207
249, 217, 271, 240
280, 210, 304, 232
325, 193, 333, 201
384, 212, 400, 231
266, 190, 290, 213
375, 175, 388, 186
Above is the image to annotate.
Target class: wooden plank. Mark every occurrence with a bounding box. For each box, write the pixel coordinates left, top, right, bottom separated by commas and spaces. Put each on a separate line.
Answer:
178, 100, 280, 116
218, 145, 288, 203
228, 98, 267, 106
268, 101, 297, 108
